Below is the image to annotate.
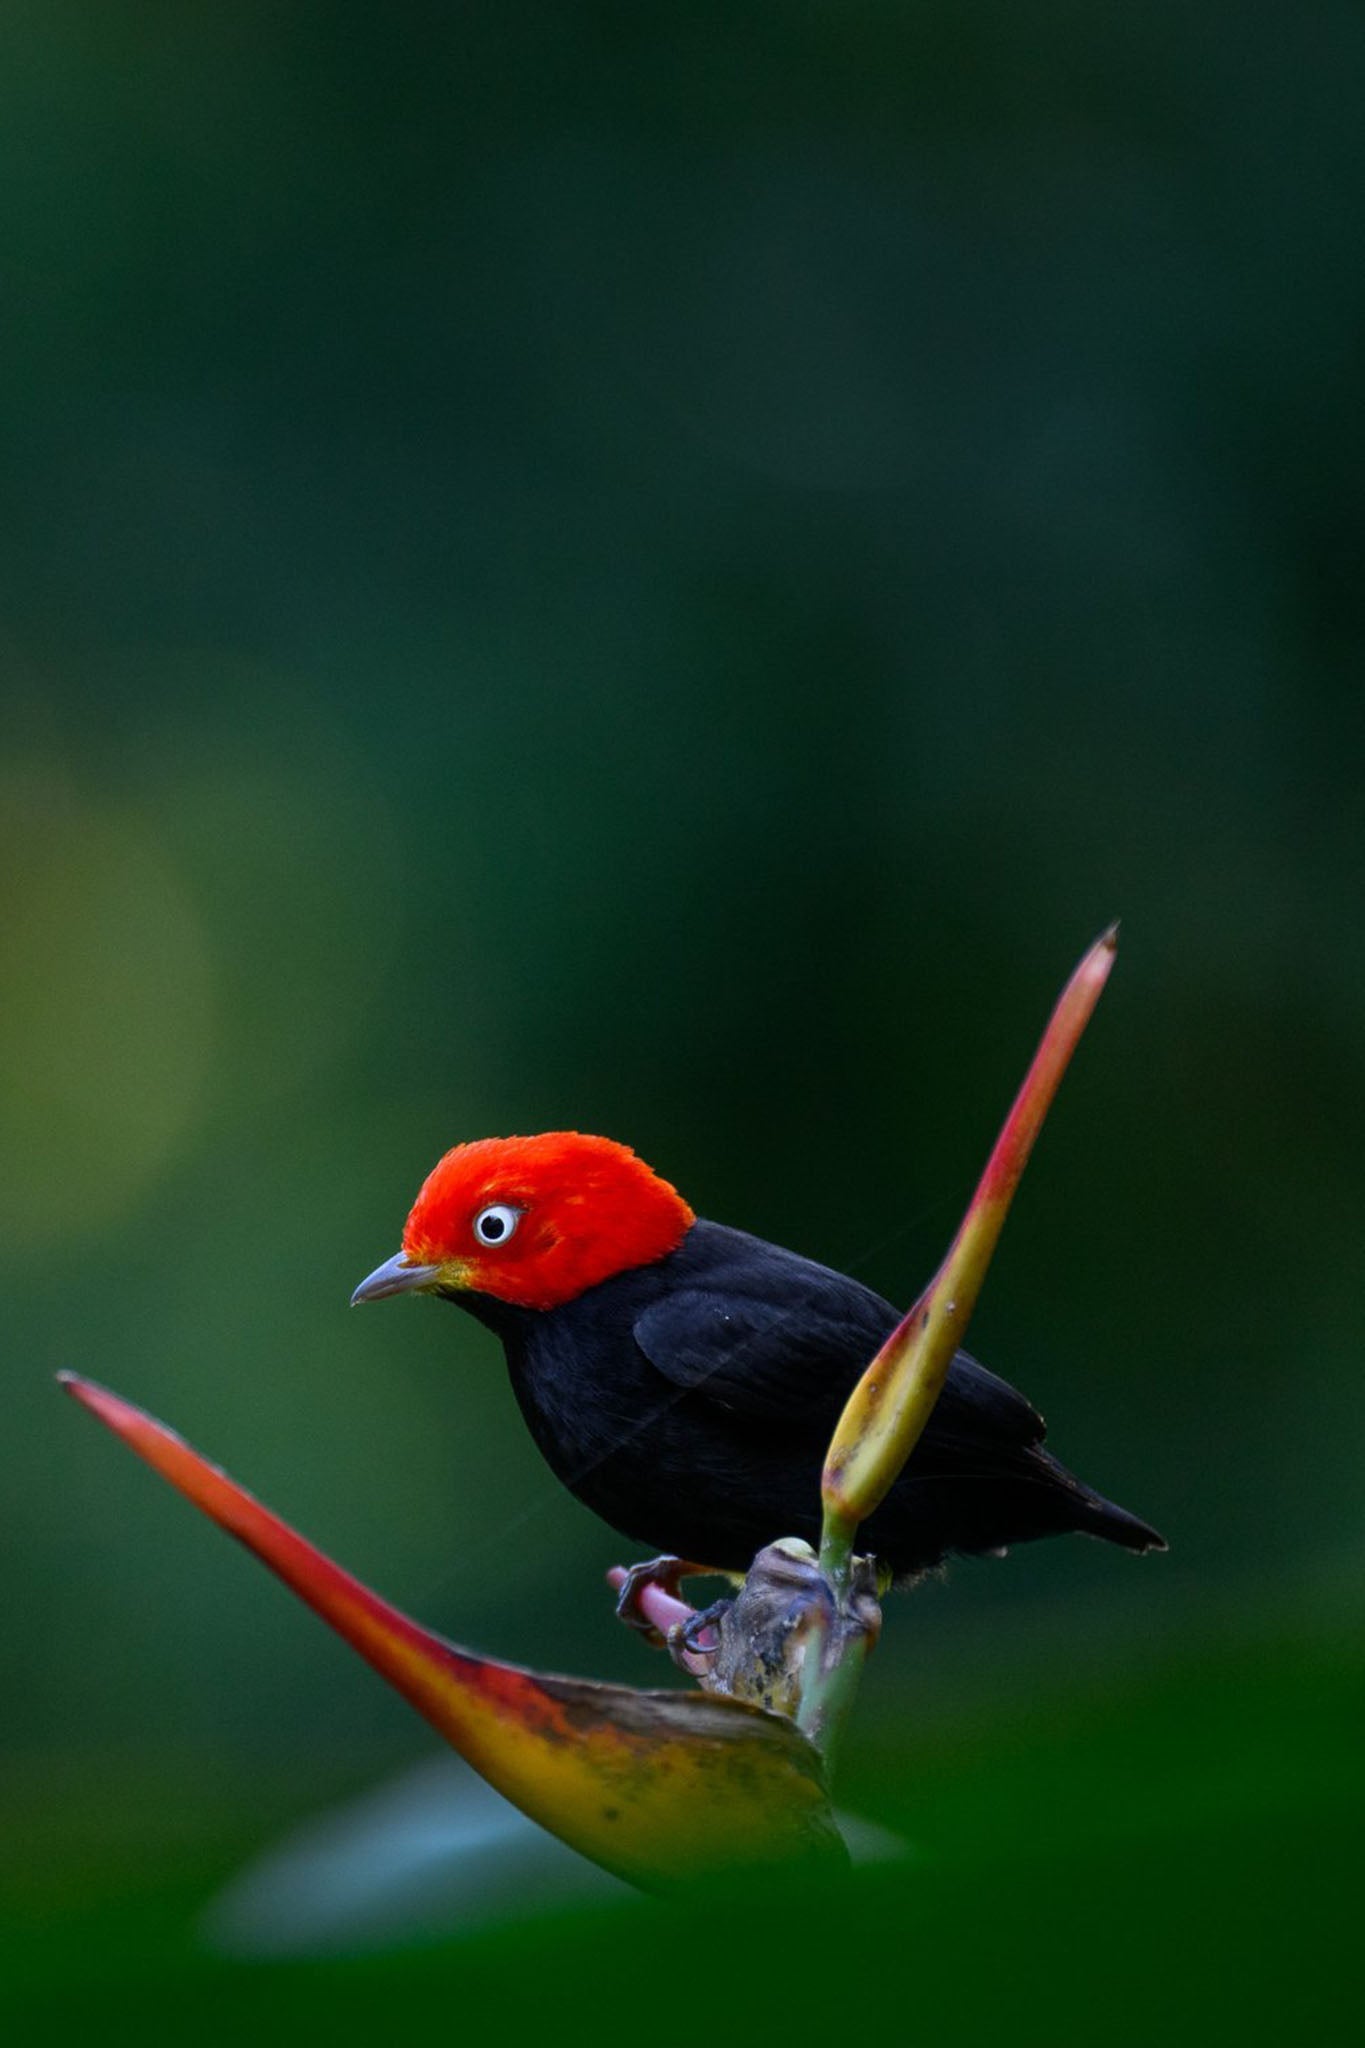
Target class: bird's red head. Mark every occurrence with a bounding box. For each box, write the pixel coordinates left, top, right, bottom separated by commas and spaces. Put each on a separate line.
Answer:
353, 1132, 696, 1314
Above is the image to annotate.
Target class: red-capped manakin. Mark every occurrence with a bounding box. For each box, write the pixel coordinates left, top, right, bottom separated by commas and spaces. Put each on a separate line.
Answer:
352, 1132, 1164, 1579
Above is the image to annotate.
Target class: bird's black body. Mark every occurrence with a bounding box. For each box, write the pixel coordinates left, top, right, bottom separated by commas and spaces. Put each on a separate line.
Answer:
448, 1218, 1163, 1576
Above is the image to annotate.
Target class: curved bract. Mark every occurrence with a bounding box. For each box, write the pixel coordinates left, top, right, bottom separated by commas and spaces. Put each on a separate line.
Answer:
60, 1376, 844, 1893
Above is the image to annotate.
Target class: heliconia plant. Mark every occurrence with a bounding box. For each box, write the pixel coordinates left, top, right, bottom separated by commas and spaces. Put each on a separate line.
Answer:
63, 927, 1117, 1892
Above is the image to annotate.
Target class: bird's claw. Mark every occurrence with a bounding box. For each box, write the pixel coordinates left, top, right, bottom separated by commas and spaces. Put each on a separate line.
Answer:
672, 1597, 731, 1671
679, 1598, 730, 1653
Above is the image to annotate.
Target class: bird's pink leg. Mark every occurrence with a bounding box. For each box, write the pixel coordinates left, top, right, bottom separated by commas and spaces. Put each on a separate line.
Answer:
607, 1557, 714, 1644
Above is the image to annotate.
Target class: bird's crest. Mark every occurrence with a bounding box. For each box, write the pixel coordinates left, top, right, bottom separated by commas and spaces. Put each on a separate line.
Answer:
401, 1131, 695, 1310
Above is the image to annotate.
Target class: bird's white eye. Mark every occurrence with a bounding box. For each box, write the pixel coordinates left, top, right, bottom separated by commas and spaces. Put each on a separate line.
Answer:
472, 1202, 521, 1248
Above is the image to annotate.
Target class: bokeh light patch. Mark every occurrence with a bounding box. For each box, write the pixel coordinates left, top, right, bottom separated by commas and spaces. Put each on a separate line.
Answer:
0, 764, 214, 1249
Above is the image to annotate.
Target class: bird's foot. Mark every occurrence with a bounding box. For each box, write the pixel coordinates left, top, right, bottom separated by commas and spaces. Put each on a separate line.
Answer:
668, 1597, 732, 1678
609, 1556, 715, 1647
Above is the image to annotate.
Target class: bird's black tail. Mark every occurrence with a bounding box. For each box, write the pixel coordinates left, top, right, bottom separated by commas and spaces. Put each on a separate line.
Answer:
997, 1441, 1166, 1555
1059, 1464, 1167, 1554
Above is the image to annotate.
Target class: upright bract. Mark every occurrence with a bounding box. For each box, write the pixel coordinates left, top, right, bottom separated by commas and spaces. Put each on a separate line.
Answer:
806, 927, 1117, 1746
822, 926, 1118, 1550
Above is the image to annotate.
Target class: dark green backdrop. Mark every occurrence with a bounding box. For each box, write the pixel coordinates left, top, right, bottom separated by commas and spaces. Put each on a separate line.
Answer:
4, 3, 1363, 2039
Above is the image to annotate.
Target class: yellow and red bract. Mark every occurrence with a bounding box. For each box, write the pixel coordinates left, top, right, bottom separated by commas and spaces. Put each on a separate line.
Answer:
61, 1374, 844, 1893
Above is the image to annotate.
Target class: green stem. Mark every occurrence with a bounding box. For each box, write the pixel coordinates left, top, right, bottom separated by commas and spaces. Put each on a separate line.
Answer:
795, 1622, 869, 1763
818, 1512, 855, 1598
798, 1507, 867, 1763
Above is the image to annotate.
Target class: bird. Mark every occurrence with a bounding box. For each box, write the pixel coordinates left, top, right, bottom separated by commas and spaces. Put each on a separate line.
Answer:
351, 1131, 1164, 1583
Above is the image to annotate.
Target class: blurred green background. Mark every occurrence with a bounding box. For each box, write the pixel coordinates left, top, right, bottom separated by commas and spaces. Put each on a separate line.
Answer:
4, 2, 1364, 2038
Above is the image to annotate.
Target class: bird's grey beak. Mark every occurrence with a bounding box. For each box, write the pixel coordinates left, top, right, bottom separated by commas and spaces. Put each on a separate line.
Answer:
350, 1252, 442, 1307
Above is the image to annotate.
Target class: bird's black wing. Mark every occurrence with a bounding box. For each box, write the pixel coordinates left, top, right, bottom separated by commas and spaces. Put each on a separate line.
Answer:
632, 1225, 1045, 1446
633, 1282, 889, 1422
